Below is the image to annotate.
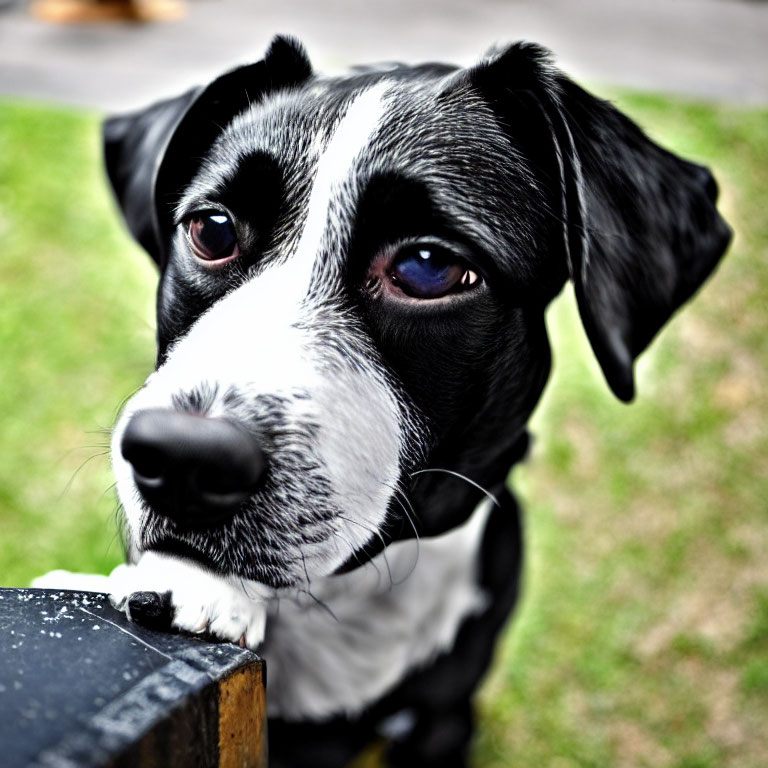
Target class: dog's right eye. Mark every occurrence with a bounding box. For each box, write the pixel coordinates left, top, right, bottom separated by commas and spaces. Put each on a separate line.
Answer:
185, 213, 240, 263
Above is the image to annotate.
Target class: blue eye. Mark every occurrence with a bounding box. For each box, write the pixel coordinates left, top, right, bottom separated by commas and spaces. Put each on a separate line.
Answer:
186, 212, 239, 262
390, 245, 479, 299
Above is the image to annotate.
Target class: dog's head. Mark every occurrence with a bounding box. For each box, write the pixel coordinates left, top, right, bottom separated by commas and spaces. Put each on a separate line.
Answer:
107, 37, 730, 588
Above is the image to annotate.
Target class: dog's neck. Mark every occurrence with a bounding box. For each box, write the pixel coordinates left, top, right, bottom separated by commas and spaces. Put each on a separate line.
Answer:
265, 496, 495, 721
334, 423, 530, 577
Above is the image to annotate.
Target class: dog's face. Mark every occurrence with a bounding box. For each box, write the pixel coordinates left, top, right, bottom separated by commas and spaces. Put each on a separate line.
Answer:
106, 38, 730, 589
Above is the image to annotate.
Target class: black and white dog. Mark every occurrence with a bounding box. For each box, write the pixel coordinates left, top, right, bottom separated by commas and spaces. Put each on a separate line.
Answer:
38, 36, 731, 767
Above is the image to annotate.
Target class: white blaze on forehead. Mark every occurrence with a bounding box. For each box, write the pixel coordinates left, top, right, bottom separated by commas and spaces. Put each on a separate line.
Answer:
283, 82, 390, 298
126, 84, 392, 402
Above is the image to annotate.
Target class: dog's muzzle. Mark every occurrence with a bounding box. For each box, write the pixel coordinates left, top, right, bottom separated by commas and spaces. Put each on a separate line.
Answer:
121, 408, 265, 528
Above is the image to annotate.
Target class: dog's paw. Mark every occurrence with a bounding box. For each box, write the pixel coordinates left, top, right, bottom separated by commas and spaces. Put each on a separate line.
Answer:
124, 590, 175, 631
108, 552, 270, 649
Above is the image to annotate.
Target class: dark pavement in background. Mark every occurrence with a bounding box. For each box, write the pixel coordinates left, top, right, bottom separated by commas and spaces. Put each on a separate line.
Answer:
0, 0, 767, 112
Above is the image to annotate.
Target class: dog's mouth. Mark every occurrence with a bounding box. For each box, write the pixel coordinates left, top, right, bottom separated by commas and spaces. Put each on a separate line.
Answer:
134, 483, 409, 587
137, 512, 313, 590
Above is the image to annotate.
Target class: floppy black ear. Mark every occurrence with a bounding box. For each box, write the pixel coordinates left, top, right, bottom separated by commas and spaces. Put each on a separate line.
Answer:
104, 89, 199, 263
471, 43, 732, 401
103, 35, 313, 266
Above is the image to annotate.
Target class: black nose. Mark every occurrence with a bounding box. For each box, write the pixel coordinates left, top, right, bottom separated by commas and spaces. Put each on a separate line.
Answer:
121, 408, 265, 527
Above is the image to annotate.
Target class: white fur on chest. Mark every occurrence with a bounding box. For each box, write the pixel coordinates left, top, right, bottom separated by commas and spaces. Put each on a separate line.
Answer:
263, 498, 492, 721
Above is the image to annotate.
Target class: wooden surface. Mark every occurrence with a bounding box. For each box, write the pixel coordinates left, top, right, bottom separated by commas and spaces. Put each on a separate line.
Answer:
0, 588, 266, 768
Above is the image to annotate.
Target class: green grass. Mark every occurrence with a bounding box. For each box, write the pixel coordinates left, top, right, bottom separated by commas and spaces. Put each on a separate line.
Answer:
0, 100, 156, 584
0, 92, 766, 767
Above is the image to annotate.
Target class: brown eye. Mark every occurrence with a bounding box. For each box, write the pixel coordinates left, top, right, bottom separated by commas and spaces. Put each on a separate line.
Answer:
186, 213, 239, 262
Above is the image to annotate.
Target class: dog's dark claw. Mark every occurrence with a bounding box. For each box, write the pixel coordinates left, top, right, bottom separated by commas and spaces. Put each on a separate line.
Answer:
126, 590, 174, 631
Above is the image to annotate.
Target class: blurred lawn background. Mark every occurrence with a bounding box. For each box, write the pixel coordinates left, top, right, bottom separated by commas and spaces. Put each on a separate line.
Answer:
0, 92, 766, 767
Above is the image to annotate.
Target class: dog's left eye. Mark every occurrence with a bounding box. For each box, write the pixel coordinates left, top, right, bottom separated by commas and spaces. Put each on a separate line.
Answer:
186, 213, 239, 263
389, 244, 480, 299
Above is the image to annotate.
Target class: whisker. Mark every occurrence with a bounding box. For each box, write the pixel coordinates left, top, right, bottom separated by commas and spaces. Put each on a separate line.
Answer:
239, 576, 257, 602
110, 384, 146, 426
331, 520, 386, 587
299, 551, 338, 622
337, 514, 393, 585
387, 492, 421, 586
411, 468, 500, 508
332, 523, 375, 565
393, 479, 421, 539
85, 426, 113, 437
298, 587, 338, 622
58, 443, 110, 460
58, 450, 111, 501
83, 425, 116, 446
107, 500, 129, 562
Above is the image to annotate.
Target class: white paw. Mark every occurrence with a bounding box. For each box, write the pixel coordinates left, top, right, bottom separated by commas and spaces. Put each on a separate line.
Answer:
108, 552, 270, 650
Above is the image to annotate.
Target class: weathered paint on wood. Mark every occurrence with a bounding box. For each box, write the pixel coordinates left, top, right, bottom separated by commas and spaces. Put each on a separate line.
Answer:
0, 588, 266, 768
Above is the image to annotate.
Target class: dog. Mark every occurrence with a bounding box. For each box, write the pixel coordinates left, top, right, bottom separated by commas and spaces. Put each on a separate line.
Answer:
35, 35, 731, 767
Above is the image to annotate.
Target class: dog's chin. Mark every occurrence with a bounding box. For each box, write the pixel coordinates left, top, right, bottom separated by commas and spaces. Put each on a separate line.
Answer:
130, 501, 375, 590
140, 535, 297, 589
136, 525, 388, 590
